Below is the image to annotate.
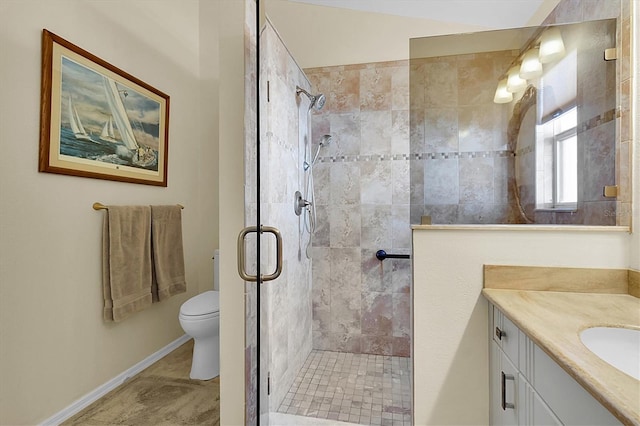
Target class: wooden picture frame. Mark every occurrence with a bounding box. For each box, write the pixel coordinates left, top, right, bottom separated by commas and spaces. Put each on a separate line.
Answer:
39, 29, 170, 186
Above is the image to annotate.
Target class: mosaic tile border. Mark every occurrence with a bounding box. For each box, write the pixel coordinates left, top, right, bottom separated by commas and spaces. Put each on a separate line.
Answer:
317, 150, 515, 164
516, 145, 534, 157
577, 107, 620, 134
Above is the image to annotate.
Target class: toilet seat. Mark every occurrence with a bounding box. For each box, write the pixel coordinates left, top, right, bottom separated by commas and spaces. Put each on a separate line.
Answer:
180, 310, 219, 321
180, 290, 219, 317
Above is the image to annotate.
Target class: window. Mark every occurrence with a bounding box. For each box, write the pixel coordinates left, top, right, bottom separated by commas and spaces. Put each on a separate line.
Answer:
555, 128, 577, 204
536, 107, 577, 210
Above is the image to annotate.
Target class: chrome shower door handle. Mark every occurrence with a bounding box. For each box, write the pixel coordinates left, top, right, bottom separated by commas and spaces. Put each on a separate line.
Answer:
237, 225, 283, 282
237, 226, 259, 282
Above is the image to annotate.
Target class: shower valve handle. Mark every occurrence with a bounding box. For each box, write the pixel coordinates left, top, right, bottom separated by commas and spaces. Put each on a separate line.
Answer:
294, 191, 311, 216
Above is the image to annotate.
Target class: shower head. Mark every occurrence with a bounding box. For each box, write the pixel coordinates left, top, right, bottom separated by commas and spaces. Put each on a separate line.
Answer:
314, 93, 326, 110
310, 134, 332, 166
296, 86, 326, 111
319, 134, 332, 147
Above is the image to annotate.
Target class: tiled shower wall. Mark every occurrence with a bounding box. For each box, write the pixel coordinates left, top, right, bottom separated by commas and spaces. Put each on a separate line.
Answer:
259, 21, 314, 412
305, 61, 412, 357
409, 50, 521, 225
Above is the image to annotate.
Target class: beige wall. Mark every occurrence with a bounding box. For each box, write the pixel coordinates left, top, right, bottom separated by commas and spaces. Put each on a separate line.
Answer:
216, 0, 248, 424
265, 0, 485, 69
0, 1, 219, 424
199, 1, 221, 289
265, 0, 561, 69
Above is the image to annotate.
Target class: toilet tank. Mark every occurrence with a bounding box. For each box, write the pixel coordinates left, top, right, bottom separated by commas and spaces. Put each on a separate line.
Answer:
214, 249, 220, 291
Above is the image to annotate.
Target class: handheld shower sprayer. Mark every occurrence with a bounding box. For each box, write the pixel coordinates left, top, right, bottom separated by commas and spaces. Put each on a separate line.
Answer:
311, 134, 332, 166
298, 134, 332, 240
304, 134, 332, 171
318, 134, 332, 147
296, 86, 326, 111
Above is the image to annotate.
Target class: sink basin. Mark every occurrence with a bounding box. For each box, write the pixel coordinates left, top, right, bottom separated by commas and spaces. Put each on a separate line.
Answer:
580, 327, 640, 380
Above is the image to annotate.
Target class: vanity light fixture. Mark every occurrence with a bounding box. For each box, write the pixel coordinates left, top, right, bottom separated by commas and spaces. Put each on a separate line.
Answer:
519, 48, 543, 79
493, 78, 513, 104
506, 66, 527, 92
539, 27, 565, 63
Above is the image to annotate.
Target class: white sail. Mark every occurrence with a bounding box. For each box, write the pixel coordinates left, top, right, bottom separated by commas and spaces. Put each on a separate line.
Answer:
100, 120, 110, 139
100, 116, 119, 143
67, 95, 92, 142
102, 77, 138, 150
100, 117, 115, 138
68, 96, 80, 134
74, 106, 87, 134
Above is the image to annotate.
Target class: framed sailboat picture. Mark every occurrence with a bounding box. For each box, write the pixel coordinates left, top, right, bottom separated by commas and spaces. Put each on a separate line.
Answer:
39, 29, 170, 186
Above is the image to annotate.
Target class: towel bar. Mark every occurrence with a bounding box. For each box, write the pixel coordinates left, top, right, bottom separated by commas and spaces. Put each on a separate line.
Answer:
376, 250, 410, 261
93, 202, 184, 210
376, 250, 411, 261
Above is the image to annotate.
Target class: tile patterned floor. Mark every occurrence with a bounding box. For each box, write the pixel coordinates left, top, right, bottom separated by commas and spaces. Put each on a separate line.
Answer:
277, 350, 411, 426
62, 339, 220, 425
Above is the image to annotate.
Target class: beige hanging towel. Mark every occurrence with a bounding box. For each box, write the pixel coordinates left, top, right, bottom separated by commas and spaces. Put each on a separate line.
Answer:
151, 205, 187, 301
102, 206, 153, 322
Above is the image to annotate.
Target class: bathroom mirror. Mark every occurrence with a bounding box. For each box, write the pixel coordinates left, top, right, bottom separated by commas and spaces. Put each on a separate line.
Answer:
409, 18, 630, 226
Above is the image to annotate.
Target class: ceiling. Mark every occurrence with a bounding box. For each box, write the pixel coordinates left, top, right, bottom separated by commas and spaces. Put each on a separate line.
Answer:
287, 0, 559, 28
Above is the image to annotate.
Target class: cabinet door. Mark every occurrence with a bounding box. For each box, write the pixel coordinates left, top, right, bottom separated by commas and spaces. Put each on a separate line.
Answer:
532, 345, 621, 425
532, 391, 562, 426
519, 375, 562, 425
492, 306, 519, 366
491, 341, 519, 425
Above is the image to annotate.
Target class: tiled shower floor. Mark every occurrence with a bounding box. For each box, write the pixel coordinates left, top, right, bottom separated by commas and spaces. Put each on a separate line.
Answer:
277, 350, 411, 425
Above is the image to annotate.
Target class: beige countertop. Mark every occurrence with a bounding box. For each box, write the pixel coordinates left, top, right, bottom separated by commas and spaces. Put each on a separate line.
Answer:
412, 224, 631, 232
482, 289, 640, 425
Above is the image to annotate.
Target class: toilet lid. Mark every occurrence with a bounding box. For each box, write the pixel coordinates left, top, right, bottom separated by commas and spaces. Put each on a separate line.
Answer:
180, 291, 219, 316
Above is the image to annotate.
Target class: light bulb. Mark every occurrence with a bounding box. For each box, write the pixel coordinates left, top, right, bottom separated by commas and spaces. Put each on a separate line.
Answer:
506, 66, 527, 92
519, 48, 543, 79
539, 27, 565, 64
493, 78, 513, 104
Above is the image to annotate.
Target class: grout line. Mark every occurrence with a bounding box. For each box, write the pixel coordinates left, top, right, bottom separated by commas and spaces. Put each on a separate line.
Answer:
277, 350, 412, 425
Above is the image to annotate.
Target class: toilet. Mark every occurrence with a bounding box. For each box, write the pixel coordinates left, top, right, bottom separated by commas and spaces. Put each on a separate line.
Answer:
179, 251, 220, 380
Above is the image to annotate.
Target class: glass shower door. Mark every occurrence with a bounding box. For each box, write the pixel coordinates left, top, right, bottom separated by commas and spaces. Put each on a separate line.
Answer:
252, 9, 316, 425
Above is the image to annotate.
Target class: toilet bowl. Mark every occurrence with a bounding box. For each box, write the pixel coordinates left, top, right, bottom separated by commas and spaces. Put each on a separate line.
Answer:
179, 290, 220, 380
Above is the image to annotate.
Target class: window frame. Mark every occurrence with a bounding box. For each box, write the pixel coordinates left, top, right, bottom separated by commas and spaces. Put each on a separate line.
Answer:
536, 106, 578, 212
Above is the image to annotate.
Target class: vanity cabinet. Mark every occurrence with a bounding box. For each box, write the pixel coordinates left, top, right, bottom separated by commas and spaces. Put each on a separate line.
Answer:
489, 303, 621, 425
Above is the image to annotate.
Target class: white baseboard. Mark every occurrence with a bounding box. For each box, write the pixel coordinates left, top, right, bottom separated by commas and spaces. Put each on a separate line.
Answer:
41, 334, 191, 426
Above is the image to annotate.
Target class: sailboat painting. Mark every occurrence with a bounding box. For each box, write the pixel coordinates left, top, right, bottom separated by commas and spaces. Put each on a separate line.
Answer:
40, 29, 169, 186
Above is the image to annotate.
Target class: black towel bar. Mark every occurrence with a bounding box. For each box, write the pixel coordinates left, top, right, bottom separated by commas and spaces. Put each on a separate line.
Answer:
376, 250, 410, 261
